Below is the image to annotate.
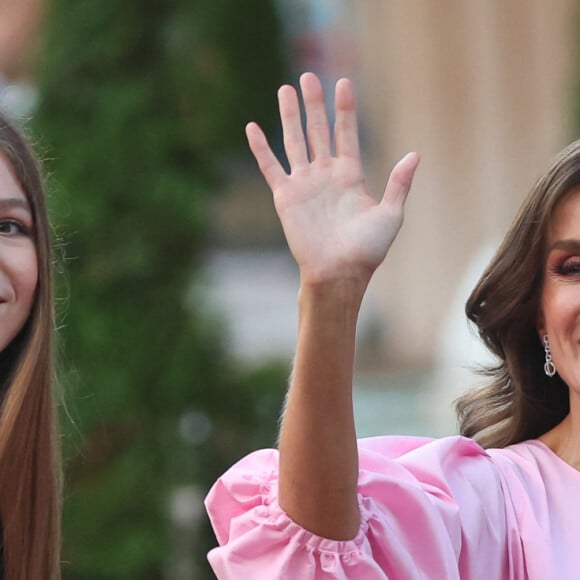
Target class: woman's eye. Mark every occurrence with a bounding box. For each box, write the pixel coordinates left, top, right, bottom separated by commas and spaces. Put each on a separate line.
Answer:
0, 220, 28, 236
557, 259, 580, 275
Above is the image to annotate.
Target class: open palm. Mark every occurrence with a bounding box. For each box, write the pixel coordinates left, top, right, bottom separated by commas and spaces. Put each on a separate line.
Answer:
246, 73, 419, 287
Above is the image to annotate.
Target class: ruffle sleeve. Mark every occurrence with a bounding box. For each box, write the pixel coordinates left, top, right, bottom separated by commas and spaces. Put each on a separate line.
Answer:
205, 436, 515, 579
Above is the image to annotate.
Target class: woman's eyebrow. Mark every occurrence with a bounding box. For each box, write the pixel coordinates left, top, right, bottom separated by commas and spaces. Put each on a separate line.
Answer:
0, 198, 31, 212
547, 239, 580, 253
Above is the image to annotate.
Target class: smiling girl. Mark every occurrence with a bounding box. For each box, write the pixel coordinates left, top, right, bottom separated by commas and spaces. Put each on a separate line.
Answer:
0, 112, 60, 579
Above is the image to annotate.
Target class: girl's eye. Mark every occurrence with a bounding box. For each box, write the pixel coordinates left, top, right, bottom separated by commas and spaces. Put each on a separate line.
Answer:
557, 258, 580, 276
0, 220, 28, 236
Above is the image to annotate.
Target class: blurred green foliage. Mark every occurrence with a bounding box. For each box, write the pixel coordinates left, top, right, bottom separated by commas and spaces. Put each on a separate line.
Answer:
33, 1, 289, 578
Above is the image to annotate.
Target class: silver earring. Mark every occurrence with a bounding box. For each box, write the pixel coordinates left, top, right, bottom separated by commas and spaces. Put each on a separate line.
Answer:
543, 335, 556, 377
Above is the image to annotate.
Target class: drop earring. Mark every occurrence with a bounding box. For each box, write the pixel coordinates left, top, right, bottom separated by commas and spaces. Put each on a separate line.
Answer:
543, 335, 556, 377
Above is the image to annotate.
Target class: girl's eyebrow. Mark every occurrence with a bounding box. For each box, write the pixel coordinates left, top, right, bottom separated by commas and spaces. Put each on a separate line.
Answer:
0, 198, 31, 213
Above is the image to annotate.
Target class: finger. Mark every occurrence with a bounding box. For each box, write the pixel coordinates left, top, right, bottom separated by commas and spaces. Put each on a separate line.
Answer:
381, 152, 420, 208
334, 78, 360, 159
300, 72, 331, 160
246, 122, 287, 191
278, 85, 309, 170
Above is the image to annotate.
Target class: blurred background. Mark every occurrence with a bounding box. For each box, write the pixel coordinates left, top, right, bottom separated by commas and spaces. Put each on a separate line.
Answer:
0, 0, 579, 577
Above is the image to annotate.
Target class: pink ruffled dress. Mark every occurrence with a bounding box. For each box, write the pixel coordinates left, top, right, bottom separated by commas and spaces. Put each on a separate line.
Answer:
205, 435, 580, 579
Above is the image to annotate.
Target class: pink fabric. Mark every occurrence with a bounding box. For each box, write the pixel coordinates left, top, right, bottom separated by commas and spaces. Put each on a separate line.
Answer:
205, 436, 580, 579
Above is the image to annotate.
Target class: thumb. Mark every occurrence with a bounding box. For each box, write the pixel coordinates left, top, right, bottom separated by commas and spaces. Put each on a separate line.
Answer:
381, 152, 420, 208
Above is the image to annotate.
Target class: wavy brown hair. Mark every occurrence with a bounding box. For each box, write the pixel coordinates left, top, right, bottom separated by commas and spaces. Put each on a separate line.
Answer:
0, 112, 61, 579
457, 140, 580, 449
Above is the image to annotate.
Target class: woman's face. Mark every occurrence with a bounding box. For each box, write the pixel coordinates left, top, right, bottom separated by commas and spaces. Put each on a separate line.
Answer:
540, 187, 580, 392
0, 154, 37, 352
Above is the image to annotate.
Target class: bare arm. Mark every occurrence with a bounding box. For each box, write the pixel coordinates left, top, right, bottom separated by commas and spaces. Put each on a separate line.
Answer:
280, 279, 363, 539
246, 73, 419, 540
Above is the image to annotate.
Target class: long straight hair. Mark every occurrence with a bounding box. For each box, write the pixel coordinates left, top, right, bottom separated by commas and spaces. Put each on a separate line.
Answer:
0, 112, 61, 579
458, 140, 580, 449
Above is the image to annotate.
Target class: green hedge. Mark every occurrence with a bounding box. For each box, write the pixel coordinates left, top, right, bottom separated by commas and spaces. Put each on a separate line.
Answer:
33, 1, 288, 577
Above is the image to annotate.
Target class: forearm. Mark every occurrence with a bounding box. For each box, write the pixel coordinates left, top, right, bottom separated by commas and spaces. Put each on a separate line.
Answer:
278, 279, 365, 540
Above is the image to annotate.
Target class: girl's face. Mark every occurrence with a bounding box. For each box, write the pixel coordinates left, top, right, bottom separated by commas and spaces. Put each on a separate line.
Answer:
0, 154, 37, 351
540, 187, 580, 395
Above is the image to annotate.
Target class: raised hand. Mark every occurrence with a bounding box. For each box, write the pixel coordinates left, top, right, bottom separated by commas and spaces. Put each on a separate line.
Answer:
246, 72, 419, 288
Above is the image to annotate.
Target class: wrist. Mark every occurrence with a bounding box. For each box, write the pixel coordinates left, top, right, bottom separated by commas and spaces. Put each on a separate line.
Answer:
298, 278, 367, 315
298, 263, 373, 291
